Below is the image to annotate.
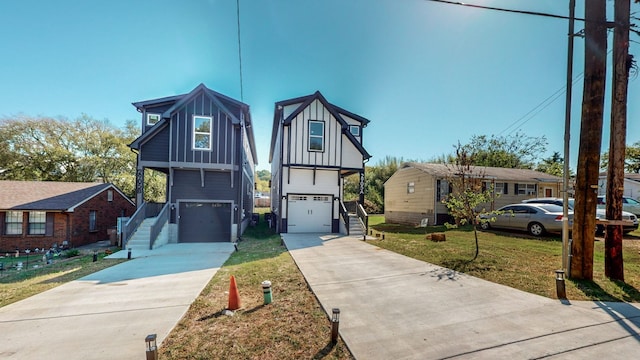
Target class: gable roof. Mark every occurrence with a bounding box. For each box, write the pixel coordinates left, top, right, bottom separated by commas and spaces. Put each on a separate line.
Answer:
0, 181, 133, 211
129, 84, 258, 164
269, 91, 371, 162
399, 162, 562, 182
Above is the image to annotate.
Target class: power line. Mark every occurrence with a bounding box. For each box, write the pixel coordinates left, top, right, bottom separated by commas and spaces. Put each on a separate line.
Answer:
424, 0, 586, 22
236, 0, 244, 102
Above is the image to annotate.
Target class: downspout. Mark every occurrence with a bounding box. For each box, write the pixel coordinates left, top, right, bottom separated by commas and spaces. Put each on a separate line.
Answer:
279, 111, 285, 233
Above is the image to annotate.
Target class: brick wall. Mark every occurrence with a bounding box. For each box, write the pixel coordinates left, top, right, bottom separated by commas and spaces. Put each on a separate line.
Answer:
0, 187, 135, 252
71, 189, 135, 247
0, 213, 69, 252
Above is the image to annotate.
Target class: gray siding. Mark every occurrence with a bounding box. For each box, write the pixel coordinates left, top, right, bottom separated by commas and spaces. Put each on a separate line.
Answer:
170, 94, 235, 166
171, 170, 234, 202
140, 125, 170, 162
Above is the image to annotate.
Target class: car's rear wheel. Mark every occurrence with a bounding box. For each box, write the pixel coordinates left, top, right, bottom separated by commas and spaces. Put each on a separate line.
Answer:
480, 221, 490, 230
528, 222, 545, 236
595, 224, 605, 235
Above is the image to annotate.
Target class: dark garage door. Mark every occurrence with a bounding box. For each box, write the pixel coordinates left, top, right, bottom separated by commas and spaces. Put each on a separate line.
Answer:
179, 202, 231, 242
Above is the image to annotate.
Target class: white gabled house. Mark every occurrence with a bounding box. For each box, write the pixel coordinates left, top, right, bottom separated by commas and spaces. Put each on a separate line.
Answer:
269, 91, 371, 234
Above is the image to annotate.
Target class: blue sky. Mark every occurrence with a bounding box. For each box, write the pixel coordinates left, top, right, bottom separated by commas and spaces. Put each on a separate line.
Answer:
1, 0, 638, 171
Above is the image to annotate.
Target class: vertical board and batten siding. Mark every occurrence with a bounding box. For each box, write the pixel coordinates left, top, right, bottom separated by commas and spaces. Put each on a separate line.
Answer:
285, 100, 343, 168
384, 167, 437, 225
140, 125, 170, 162
169, 94, 234, 166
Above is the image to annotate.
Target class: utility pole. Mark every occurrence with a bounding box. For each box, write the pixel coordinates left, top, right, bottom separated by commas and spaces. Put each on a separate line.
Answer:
562, 0, 576, 272
605, 0, 630, 281
571, 0, 608, 280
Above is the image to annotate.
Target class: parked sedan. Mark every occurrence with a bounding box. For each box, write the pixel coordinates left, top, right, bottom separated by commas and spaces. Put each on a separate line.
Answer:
523, 197, 638, 234
480, 203, 573, 236
597, 196, 640, 217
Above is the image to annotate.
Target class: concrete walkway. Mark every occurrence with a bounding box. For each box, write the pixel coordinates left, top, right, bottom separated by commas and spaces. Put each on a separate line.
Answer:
0, 243, 234, 360
282, 234, 640, 359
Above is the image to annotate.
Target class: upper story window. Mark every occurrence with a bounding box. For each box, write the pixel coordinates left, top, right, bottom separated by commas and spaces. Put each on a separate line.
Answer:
107, 190, 113, 202
146, 113, 161, 126
349, 125, 360, 137
407, 182, 415, 194
5, 211, 22, 235
28, 211, 46, 235
308, 121, 324, 152
193, 116, 212, 151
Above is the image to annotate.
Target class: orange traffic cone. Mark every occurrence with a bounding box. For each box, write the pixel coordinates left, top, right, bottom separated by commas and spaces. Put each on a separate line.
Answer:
228, 275, 241, 310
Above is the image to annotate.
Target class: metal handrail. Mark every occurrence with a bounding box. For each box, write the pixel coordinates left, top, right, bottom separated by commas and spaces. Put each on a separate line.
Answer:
356, 202, 369, 234
122, 202, 147, 249
149, 202, 170, 250
339, 201, 350, 235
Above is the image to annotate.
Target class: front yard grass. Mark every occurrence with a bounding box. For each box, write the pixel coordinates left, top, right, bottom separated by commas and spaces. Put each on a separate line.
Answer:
368, 214, 640, 302
160, 210, 353, 360
0, 251, 126, 307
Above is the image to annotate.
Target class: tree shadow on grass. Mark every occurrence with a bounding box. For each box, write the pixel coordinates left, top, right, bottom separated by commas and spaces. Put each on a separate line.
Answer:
570, 278, 624, 302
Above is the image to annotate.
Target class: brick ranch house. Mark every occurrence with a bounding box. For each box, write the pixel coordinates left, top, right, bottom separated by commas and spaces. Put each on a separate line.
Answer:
0, 181, 135, 252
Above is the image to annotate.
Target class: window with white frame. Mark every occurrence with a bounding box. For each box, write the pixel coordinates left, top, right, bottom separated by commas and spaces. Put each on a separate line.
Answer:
349, 125, 360, 137
5, 211, 22, 235
193, 116, 212, 150
516, 183, 536, 196
308, 121, 324, 152
89, 210, 97, 232
494, 182, 504, 194
28, 211, 46, 235
107, 190, 113, 202
146, 113, 161, 126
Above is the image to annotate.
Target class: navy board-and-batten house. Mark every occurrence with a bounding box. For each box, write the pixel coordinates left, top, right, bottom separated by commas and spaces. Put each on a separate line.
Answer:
269, 91, 371, 234
128, 84, 257, 245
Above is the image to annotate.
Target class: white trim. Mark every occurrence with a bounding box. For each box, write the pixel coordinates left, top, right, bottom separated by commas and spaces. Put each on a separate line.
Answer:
308, 120, 325, 152
146, 113, 161, 126
192, 115, 213, 151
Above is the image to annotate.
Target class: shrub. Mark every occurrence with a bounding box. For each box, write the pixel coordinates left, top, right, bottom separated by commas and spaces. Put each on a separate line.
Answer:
64, 249, 80, 258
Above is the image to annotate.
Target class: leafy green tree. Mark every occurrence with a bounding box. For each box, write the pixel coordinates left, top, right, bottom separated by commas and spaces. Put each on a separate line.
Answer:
535, 151, 573, 177
601, 141, 640, 173
0, 114, 145, 200
365, 156, 403, 213
255, 170, 271, 194
443, 143, 500, 261
460, 132, 547, 169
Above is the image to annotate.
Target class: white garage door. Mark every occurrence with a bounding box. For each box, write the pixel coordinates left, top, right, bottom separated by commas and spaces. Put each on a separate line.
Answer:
287, 195, 332, 233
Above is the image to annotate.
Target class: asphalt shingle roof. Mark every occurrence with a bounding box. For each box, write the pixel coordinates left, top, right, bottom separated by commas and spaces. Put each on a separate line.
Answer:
403, 162, 562, 182
0, 181, 111, 211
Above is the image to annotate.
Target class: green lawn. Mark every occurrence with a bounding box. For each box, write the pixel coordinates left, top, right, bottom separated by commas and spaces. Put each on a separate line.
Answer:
367, 215, 640, 301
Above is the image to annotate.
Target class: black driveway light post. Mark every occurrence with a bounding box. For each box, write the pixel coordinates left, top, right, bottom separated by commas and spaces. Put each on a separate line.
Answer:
331, 308, 340, 344
555, 270, 567, 299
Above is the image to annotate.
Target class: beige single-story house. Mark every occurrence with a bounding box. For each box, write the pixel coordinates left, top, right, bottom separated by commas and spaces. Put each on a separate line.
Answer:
384, 162, 562, 225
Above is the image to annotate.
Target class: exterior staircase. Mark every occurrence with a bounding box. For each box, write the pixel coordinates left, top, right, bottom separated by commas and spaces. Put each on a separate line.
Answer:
125, 218, 169, 251
348, 214, 365, 237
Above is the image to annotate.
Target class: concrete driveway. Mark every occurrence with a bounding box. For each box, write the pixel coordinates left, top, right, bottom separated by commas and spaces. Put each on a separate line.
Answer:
0, 243, 234, 360
282, 234, 640, 359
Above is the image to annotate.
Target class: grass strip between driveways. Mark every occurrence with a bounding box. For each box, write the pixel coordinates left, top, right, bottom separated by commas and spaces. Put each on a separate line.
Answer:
159, 215, 353, 360
367, 215, 640, 302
